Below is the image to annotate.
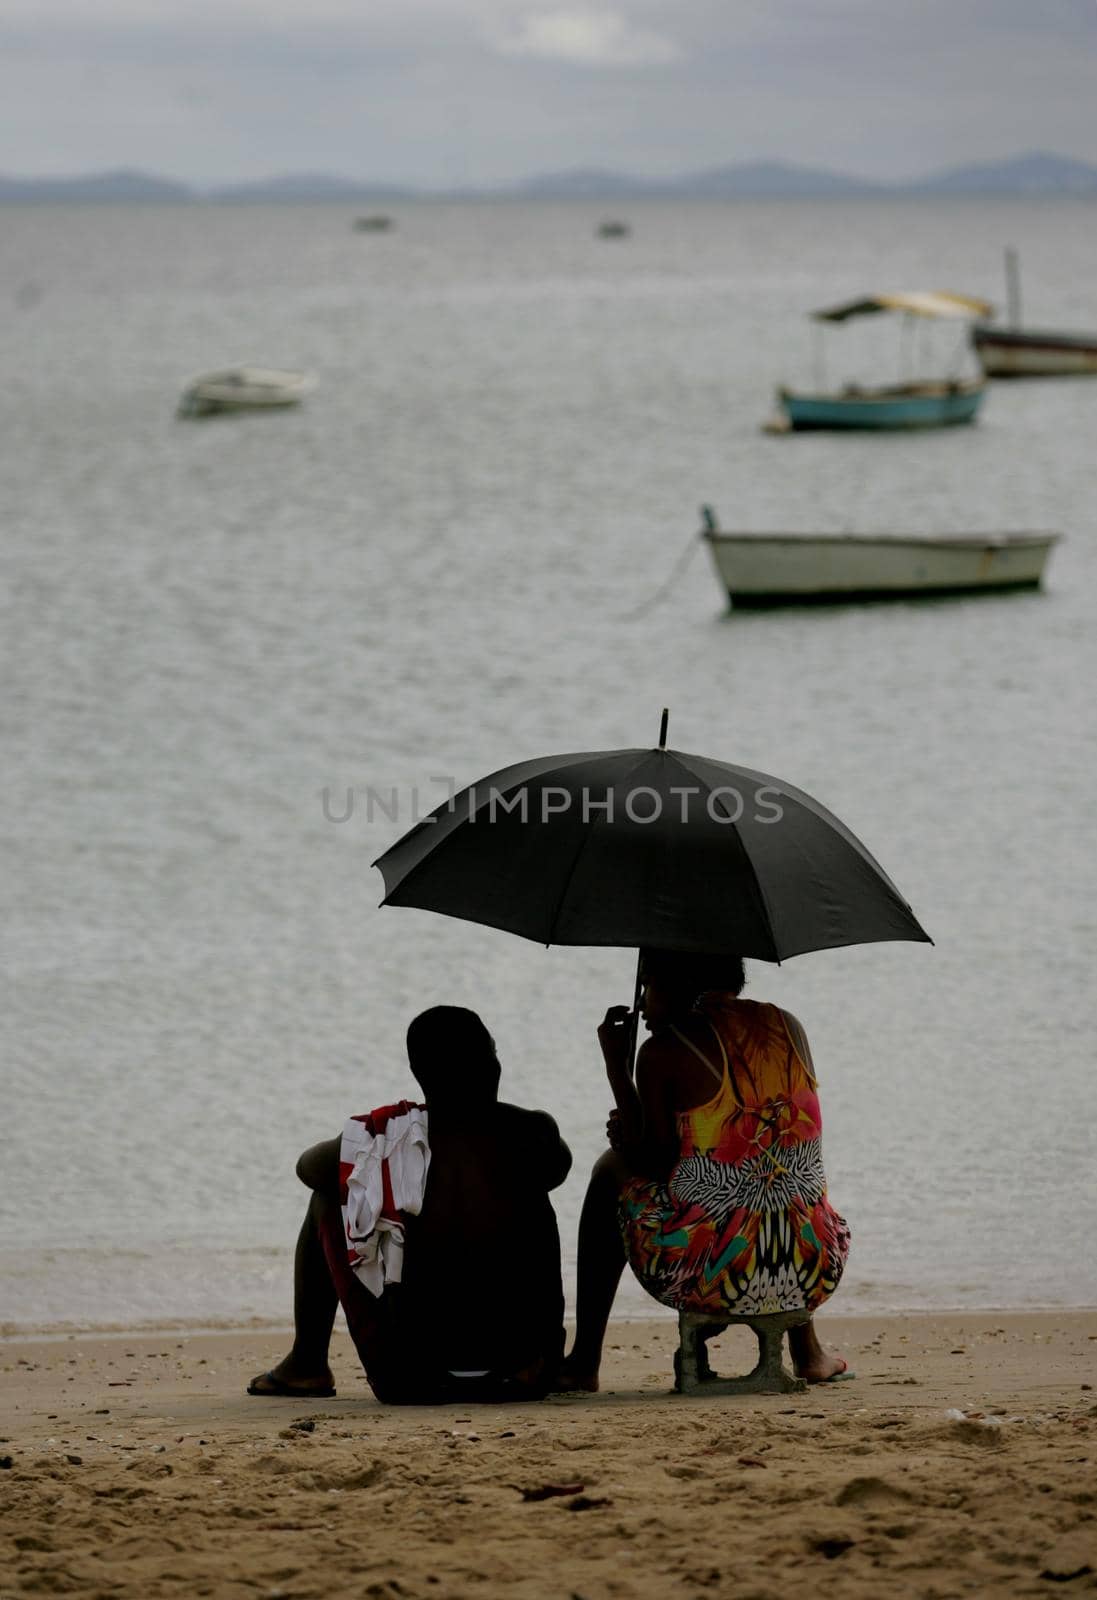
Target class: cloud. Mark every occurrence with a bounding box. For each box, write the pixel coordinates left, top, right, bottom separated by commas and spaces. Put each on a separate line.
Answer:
488, 9, 681, 67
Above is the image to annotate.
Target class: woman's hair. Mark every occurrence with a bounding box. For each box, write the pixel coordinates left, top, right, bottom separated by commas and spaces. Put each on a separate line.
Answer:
406, 1005, 501, 1106
640, 948, 746, 998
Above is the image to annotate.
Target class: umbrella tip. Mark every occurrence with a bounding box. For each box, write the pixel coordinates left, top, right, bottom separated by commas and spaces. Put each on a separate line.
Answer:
658, 707, 669, 749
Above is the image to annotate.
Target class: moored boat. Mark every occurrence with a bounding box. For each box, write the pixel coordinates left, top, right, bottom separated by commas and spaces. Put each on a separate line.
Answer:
777, 379, 984, 431
700, 513, 1058, 607
177, 367, 314, 418
971, 248, 1097, 378
774, 290, 992, 432
972, 327, 1097, 377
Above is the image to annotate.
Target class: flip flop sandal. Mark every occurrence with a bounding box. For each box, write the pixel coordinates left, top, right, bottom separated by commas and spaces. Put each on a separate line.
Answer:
246, 1371, 336, 1398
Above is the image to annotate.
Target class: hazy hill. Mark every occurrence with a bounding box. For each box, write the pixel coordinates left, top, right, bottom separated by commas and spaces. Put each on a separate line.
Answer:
2, 152, 1096, 202
656, 160, 877, 197
905, 150, 1097, 195
509, 153, 1097, 198
0, 169, 192, 202
209, 173, 412, 203
513, 167, 663, 198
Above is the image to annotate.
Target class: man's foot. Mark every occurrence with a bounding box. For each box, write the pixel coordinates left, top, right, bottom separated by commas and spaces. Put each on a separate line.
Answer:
247, 1357, 336, 1398
553, 1357, 599, 1394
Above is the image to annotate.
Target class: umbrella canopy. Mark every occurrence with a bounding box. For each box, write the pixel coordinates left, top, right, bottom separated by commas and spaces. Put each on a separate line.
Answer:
373, 742, 929, 961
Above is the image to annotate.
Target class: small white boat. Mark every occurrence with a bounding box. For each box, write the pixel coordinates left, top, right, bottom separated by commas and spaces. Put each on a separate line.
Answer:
700, 510, 1058, 607
177, 367, 314, 418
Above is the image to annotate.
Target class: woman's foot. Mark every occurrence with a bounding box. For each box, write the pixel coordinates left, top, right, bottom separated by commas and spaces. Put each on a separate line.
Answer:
788, 1319, 851, 1384
798, 1351, 850, 1384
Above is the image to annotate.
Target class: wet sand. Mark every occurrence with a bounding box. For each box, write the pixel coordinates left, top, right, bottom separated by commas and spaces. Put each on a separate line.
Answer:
2, 1311, 1095, 1598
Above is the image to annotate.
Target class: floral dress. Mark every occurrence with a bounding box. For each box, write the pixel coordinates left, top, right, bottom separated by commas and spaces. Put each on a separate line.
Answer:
618, 997, 850, 1316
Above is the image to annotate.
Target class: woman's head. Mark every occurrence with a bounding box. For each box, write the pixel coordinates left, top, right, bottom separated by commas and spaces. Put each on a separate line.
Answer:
639, 948, 745, 1030
406, 1005, 501, 1108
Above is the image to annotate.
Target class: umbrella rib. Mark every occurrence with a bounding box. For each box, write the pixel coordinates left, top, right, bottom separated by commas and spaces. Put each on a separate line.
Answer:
673, 752, 782, 960
540, 755, 645, 944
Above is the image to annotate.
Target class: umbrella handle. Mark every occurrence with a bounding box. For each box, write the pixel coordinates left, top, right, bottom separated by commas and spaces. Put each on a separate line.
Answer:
625, 951, 643, 1078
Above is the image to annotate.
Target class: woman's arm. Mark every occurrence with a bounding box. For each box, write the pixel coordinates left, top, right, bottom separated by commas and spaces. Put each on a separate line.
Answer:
781, 1009, 818, 1084
598, 1005, 644, 1148
598, 1008, 678, 1178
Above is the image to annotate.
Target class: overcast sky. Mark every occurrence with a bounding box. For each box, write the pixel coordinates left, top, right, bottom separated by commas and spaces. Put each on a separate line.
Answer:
2, 0, 1095, 186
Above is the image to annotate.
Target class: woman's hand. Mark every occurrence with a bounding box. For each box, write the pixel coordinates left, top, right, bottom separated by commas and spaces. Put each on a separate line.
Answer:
606, 1109, 624, 1152
598, 1005, 635, 1080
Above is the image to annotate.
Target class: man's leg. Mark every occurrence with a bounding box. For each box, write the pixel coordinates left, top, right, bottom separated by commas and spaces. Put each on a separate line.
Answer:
248, 1191, 339, 1395
787, 1318, 849, 1383
557, 1150, 629, 1392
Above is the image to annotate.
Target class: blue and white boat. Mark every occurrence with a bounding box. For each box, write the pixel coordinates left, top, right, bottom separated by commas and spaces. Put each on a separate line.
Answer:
778, 379, 985, 431
772, 291, 992, 432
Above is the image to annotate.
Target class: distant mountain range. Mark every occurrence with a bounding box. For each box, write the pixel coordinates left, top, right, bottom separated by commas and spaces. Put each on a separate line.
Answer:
3, 151, 1097, 204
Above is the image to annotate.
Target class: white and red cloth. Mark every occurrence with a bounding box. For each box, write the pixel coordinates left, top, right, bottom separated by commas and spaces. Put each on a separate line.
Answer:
339, 1101, 431, 1298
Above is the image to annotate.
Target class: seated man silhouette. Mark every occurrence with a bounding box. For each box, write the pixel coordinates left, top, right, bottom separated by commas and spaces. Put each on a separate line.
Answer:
248, 1006, 572, 1404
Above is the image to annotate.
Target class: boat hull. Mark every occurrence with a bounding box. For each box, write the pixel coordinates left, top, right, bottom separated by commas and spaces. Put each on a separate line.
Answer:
972, 326, 1097, 377
176, 367, 313, 418
179, 392, 305, 417
778, 383, 984, 430
704, 531, 1057, 607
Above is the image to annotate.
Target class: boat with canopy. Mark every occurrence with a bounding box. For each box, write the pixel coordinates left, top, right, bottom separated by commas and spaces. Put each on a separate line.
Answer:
771, 290, 993, 431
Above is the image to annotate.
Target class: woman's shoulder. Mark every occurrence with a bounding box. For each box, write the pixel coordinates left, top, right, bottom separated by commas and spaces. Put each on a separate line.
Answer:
698, 994, 776, 1028
636, 1016, 719, 1082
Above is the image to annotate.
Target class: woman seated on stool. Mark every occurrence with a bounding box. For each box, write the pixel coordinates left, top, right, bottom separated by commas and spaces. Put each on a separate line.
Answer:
559, 949, 851, 1391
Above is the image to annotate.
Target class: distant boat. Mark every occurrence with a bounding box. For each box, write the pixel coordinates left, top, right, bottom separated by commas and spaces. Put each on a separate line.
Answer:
972, 248, 1097, 377
700, 509, 1058, 607
773, 290, 992, 431
597, 220, 630, 238
352, 215, 394, 232
177, 367, 314, 418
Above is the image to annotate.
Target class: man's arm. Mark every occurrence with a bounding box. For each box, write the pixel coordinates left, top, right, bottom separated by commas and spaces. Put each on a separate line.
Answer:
506, 1107, 572, 1191
295, 1136, 341, 1197
531, 1110, 572, 1190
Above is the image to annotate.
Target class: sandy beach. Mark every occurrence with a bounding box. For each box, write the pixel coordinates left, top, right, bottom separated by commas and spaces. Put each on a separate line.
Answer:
2, 1310, 1095, 1598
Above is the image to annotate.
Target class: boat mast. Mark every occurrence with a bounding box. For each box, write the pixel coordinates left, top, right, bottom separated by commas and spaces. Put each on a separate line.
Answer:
1005, 246, 1022, 329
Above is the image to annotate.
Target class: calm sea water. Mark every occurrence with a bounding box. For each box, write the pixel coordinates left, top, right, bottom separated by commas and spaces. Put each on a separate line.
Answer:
2, 199, 1095, 1334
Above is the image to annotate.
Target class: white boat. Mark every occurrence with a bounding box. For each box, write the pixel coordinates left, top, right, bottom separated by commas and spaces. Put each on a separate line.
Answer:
177, 367, 314, 418
972, 328, 1097, 377
971, 249, 1097, 378
700, 512, 1058, 607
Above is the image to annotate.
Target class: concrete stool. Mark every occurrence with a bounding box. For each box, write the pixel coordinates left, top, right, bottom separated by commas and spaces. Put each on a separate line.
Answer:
675, 1309, 810, 1396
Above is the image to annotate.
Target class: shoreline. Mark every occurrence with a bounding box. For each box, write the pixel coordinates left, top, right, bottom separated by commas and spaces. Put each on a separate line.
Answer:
3, 1310, 1095, 1597
4, 1301, 1096, 1345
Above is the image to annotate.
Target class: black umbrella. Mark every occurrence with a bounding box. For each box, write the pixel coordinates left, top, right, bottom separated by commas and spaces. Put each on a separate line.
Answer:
373, 714, 930, 961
